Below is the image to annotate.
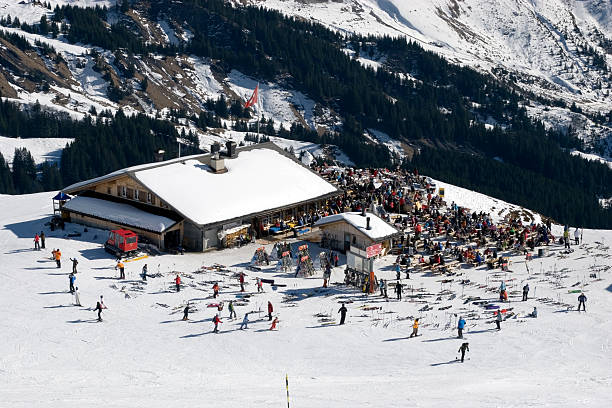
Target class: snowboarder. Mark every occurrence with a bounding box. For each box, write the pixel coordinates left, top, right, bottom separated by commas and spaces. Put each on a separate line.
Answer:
458, 342, 469, 362
522, 283, 529, 301
182, 303, 190, 321
69, 273, 76, 294
240, 312, 250, 330
213, 314, 221, 333
270, 317, 278, 330
54, 249, 61, 268
174, 274, 181, 292
141, 264, 148, 281
395, 281, 403, 300
70, 258, 78, 274
457, 316, 466, 338
40, 231, 45, 249
410, 318, 419, 338
495, 310, 502, 330
338, 303, 347, 325
239, 272, 245, 292
74, 286, 81, 306
577, 293, 587, 312
529, 307, 538, 318
116, 261, 125, 279
256, 277, 263, 293
34, 234, 40, 250
212, 282, 219, 298
267, 301, 273, 321
228, 300, 236, 319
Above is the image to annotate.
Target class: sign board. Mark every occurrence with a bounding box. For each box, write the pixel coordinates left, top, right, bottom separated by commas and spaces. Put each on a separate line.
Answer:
366, 243, 382, 258
439, 187, 445, 198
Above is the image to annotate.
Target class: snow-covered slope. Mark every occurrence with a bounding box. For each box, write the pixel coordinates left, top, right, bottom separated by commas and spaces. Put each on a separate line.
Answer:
0, 135, 73, 166
1, 183, 611, 406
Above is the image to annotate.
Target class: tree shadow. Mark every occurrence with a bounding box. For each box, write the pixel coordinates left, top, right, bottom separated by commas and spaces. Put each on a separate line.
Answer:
79, 247, 114, 261
5, 248, 40, 254
2, 215, 55, 238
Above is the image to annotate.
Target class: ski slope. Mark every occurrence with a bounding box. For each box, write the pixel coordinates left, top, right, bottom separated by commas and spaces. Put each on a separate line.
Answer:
0, 189, 611, 407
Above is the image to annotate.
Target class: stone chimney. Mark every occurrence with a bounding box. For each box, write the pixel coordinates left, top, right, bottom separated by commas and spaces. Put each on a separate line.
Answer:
225, 140, 237, 158
366, 217, 371, 230
210, 152, 226, 174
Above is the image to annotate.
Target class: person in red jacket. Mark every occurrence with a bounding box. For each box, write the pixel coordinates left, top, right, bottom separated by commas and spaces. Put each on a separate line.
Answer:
270, 317, 278, 330
175, 274, 181, 292
213, 314, 222, 333
267, 301, 273, 321
213, 282, 219, 298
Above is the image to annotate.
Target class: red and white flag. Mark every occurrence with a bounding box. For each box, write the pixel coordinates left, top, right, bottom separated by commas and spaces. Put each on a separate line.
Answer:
244, 84, 258, 109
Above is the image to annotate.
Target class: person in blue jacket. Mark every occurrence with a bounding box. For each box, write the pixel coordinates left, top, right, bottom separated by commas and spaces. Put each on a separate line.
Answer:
69, 273, 76, 294
457, 316, 466, 338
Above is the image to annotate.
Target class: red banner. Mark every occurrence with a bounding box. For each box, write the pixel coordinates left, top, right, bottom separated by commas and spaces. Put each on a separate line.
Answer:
366, 243, 382, 258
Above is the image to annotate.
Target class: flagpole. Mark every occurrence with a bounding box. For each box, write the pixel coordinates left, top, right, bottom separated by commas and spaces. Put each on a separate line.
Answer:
256, 82, 260, 139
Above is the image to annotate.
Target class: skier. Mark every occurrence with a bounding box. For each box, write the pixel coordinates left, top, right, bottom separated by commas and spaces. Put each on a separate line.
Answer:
457, 316, 466, 338
577, 293, 587, 312
323, 263, 331, 288
495, 310, 503, 330
410, 318, 419, 338
212, 282, 219, 298
74, 286, 81, 306
458, 342, 469, 363
213, 314, 222, 333
240, 312, 250, 330
116, 260, 125, 279
563, 228, 570, 249
522, 283, 529, 301
379, 278, 385, 297
499, 280, 507, 302
573, 227, 580, 245
256, 277, 263, 293
239, 272, 245, 292
333, 252, 339, 267
267, 301, 273, 321
174, 274, 181, 292
70, 257, 78, 274
395, 263, 401, 281
54, 249, 62, 268
395, 281, 403, 300
529, 307, 538, 318
228, 300, 236, 319
182, 303, 190, 321
34, 234, 40, 250
338, 303, 347, 325
141, 264, 148, 281
69, 273, 76, 294
40, 231, 45, 249
270, 317, 279, 330
94, 299, 106, 322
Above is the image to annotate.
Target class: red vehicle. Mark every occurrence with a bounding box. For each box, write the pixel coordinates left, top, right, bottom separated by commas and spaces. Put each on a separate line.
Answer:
104, 229, 138, 258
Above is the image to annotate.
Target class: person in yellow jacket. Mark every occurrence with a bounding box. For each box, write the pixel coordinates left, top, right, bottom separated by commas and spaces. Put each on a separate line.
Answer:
116, 261, 125, 279
410, 318, 419, 338
54, 249, 62, 268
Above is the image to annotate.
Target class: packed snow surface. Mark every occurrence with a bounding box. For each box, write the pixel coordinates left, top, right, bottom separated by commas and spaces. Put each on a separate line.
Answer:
133, 147, 338, 225
62, 196, 176, 233
315, 211, 399, 240
0, 188, 610, 407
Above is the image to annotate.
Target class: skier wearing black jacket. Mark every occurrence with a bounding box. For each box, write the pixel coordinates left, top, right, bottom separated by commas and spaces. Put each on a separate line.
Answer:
338, 303, 347, 325
578, 293, 587, 312
458, 342, 469, 362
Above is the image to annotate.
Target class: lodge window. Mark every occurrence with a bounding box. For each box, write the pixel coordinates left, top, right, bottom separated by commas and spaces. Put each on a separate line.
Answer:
107, 187, 111, 194
120, 186, 126, 197
147, 192, 153, 204
134, 190, 139, 200
126, 188, 134, 199
138, 190, 147, 203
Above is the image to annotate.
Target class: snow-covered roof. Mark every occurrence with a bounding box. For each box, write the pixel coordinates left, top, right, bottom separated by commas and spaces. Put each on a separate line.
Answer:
314, 212, 399, 241
62, 196, 177, 233
133, 146, 339, 226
